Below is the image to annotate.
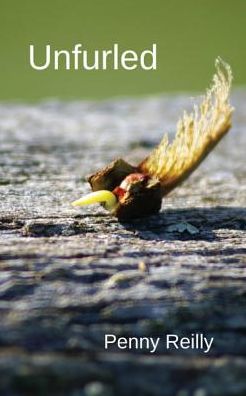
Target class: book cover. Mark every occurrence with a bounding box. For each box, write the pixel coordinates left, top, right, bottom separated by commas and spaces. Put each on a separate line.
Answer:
0, 1, 245, 395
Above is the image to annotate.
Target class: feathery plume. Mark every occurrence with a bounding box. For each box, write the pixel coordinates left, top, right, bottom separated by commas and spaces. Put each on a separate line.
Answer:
139, 57, 233, 195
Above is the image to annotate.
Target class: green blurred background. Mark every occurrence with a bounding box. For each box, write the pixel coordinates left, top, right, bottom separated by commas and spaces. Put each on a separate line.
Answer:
0, 0, 245, 101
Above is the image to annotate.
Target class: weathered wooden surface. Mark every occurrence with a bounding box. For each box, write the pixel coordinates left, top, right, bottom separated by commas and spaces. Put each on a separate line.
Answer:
0, 92, 245, 396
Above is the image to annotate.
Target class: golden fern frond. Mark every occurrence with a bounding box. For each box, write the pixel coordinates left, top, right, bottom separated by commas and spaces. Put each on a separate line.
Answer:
139, 58, 233, 195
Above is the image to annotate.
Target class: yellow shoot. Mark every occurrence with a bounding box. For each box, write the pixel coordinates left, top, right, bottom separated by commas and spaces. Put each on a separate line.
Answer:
71, 190, 117, 211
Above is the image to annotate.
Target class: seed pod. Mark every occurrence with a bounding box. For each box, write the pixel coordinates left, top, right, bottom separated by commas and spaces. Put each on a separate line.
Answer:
72, 58, 233, 220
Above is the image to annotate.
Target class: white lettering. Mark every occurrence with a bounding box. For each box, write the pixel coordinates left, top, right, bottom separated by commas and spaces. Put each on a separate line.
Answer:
166, 334, 179, 349
140, 44, 157, 70
105, 334, 116, 349
72, 44, 82, 70
54, 49, 70, 70
29, 44, 50, 70
204, 337, 214, 353
121, 50, 138, 70
29, 43, 158, 71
